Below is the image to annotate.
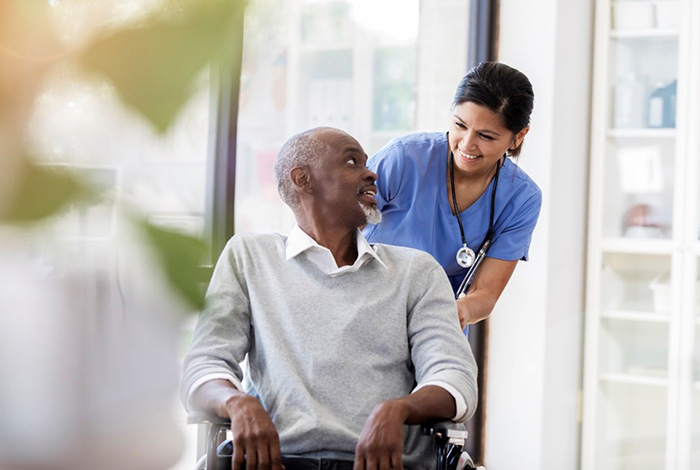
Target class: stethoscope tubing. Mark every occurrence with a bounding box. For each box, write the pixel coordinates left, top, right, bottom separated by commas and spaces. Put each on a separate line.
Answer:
451, 151, 505, 299
455, 239, 491, 299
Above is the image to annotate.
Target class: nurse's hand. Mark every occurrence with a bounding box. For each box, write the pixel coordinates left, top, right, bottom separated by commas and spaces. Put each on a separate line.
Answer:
456, 294, 469, 330
455, 258, 519, 326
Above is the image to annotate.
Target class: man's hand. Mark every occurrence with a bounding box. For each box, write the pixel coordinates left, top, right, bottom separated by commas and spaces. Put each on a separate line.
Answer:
354, 400, 407, 470
224, 394, 283, 470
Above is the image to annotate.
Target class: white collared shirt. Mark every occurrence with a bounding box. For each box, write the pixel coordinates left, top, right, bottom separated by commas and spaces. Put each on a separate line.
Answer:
286, 225, 387, 276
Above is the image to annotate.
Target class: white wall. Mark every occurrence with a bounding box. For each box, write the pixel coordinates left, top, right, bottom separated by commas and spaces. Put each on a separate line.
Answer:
484, 0, 594, 469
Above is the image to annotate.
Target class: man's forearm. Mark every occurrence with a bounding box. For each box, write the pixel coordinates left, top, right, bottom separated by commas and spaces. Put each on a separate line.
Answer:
190, 378, 244, 418
390, 384, 456, 424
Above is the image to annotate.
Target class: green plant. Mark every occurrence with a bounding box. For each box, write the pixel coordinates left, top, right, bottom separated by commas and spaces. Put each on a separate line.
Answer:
0, 0, 244, 310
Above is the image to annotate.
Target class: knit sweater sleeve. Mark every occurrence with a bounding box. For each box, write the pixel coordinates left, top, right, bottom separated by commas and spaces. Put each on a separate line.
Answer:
405, 253, 479, 423
180, 237, 252, 409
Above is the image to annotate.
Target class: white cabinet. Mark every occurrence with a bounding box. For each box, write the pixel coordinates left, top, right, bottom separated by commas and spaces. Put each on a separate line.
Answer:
582, 0, 700, 468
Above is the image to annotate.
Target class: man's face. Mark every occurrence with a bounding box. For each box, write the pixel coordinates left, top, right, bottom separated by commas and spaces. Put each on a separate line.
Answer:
310, 129, 381, 228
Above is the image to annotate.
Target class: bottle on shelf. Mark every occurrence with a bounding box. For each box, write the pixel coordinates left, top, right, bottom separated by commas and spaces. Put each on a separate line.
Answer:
647, 79, 677, 128
614, 72, 647, 129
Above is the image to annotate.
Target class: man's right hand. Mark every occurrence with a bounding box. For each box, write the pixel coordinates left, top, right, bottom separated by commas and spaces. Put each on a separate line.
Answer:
224, 394, 283, 470
191, 380, 283, 470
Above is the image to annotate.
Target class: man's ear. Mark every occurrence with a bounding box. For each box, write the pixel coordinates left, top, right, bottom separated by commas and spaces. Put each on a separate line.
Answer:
290, 166, 312, 194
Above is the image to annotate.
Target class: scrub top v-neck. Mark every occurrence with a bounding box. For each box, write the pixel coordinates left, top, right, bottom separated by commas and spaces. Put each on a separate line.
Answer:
362, 132, 542, 293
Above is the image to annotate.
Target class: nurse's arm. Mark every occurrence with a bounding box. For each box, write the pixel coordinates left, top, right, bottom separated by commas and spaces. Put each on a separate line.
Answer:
456, 257, 517, 327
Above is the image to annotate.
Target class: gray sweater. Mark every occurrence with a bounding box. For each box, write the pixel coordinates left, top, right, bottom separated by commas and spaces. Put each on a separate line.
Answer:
182, 232, 478, 469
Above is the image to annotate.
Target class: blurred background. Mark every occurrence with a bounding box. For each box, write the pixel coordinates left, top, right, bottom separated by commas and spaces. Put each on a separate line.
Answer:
0, 0, 698, 469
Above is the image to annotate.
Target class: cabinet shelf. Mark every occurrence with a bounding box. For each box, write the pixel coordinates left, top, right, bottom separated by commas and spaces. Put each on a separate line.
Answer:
601, 237, 673, 255
610, 29, 680, 39
601, 310, 670, 323
607, 128, 677, 139
600, 373, 668, 387
300, 44, 352, 53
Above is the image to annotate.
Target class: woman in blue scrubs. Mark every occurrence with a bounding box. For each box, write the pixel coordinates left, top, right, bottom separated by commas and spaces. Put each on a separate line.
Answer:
363, 62, 541, 331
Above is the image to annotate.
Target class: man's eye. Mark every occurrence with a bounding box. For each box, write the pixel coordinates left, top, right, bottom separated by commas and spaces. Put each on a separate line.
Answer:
347, 158, 356, 165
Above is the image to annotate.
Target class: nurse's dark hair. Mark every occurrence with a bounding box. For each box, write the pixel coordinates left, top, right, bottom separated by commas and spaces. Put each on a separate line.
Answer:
452, 61, 534, 157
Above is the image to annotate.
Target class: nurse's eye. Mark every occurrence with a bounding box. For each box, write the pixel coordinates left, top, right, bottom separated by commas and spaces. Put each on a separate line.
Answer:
479, 133, 495, 141
455, 122, 467, 130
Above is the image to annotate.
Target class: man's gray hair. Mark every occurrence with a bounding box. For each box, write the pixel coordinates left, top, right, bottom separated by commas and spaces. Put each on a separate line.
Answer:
274, 127, 333, 212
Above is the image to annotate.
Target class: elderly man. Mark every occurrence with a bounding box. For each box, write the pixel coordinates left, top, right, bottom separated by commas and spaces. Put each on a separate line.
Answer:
182, 127, 478, 470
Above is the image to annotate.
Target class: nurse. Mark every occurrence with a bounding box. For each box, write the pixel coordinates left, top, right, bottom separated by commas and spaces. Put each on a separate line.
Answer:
363, 61, 541, 331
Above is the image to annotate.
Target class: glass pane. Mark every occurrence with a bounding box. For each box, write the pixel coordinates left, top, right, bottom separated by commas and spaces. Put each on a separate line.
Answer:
600, 253, 671, 314
692, 259, 700, 467
603, 136, 675, 239
599, 319, 669, 378
28, 67, 211, 240
235, 0, 469, 235
611, 0, 681, 32
596, 382, 667, 470
606, 33, 679, 242
610, 37, 678, 130
372, 46, 416, 132
693, 331, 700, 468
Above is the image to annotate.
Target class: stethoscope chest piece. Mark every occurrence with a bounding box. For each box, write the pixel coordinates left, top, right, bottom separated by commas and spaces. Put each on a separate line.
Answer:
447, 141, 504, 295
456, 244, 475, 268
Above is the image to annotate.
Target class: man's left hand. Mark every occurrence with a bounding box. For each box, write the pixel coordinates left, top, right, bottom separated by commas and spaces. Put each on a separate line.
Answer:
354, 400, 407, 470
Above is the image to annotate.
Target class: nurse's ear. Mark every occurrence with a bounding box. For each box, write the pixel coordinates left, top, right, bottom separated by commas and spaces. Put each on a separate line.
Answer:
290, 166, 312, 195
510, 126, 530, 152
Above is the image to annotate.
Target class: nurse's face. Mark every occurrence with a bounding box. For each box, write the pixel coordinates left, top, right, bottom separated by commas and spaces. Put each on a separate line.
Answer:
448, 101, 528, 176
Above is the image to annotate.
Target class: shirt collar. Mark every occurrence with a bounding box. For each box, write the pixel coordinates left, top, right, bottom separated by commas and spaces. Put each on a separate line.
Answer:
285, 225, 388, 271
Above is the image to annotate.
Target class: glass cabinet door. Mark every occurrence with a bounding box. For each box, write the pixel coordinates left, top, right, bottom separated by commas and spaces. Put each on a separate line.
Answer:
692, 257, 700, 467
586, 1, 684, 469
608, 34, 678, 242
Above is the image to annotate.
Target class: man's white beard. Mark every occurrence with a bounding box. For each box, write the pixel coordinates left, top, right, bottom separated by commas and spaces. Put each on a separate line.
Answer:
359, 202, 382, 225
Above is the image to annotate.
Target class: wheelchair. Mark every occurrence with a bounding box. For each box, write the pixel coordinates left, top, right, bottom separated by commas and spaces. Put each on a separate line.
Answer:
188, 410, 485, 470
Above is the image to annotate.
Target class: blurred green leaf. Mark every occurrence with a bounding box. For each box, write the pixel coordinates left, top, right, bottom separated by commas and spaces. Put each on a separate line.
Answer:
140, 221, 209, 310
78, 0, 243, 132
1, 161, 92, 223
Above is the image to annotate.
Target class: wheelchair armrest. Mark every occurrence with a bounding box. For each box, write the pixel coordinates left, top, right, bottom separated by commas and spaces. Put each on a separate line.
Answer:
422, 421, 477, 470
420, 421, 469, 446
188, 410, 233, 470
187, 410, 232, 427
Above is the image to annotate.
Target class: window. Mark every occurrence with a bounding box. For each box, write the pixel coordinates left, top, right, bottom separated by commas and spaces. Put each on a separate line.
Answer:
235, 0, 471, 234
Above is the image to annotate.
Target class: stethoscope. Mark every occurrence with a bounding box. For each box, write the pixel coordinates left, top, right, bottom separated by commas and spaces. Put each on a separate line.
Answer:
449, 148, 503, 299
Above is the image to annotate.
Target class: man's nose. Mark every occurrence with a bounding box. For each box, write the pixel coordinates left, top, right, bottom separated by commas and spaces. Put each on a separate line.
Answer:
365, 168, 378, 182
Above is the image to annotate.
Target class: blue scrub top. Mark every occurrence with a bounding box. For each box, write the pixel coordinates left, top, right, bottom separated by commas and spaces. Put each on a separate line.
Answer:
362, 132, 542, 294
